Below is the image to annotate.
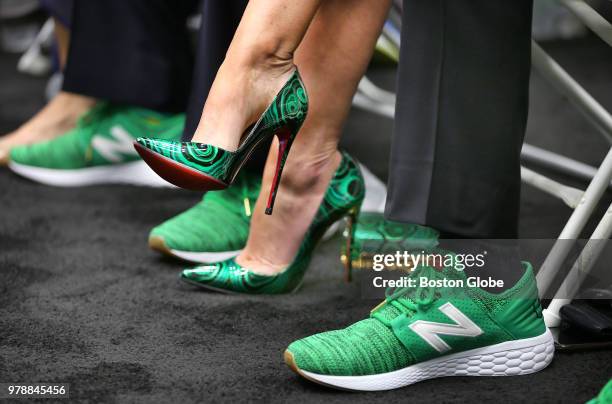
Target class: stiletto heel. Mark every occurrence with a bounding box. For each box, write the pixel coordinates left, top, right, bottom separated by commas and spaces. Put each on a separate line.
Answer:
343, 205, 360, 282
265, 127, 294, 215
134, 69, 308, 214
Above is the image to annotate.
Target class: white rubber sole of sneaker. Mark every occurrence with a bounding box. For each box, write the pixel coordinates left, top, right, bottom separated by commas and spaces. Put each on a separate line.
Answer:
287, 329, 555, 392
9, 160, 174, 187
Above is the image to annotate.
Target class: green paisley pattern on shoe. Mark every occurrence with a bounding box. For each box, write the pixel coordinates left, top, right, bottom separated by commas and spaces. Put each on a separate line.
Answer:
180, 151, 365, 294
150, 171, 261, 254
342, 212, 440, 271
135, 70, 308, 185
10, 102, 184, 169
287, 259, 548, 377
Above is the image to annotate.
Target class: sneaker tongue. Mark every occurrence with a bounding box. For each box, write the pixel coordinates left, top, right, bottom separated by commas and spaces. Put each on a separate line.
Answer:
372, 259, 468, 323
76, 103, 113, 149
373, 301, 406, 322
77, 102, 111, 127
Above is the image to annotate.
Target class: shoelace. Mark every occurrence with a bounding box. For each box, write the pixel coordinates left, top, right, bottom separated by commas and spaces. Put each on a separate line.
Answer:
77, 102, 112, 129
72, 102, 114, 162
241, 180, 253, 217
372, 265, 440, 327
77, 102, 114, 144
210, 175, 258, 218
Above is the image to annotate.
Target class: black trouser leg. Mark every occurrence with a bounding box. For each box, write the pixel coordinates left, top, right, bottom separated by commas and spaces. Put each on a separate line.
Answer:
63, 0, 198, 113
40, 0, 74, 27
386, 0, 533, 238
386, 0, 533, 289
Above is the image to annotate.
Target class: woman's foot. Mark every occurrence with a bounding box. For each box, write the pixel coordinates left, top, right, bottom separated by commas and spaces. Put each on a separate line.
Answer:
179, 151, 366, 294
235, 148, 342, 275
0, 92, 96, 163
134, 68, 308, 198
191, 56, 296, 151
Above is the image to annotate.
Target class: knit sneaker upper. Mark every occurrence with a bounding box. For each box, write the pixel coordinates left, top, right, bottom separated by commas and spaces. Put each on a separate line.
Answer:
11, 103, 184, 169
288, 261, 546, 376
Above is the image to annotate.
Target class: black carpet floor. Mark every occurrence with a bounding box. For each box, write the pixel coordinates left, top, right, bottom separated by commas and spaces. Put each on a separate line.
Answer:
1, 37, 612, 403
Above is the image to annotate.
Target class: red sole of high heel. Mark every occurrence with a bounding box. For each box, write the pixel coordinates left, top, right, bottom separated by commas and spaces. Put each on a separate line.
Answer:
134, 143, 228, 191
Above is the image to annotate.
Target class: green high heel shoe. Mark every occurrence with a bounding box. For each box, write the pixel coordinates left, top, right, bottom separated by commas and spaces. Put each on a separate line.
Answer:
341, 212, 440, 274
180, 151, 365, 294
134, 69, 308, 215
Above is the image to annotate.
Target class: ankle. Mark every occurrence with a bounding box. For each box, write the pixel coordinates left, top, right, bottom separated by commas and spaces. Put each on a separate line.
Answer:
191, 59, 295, 147
277, 150, 341, 196
227, 36, 295, 74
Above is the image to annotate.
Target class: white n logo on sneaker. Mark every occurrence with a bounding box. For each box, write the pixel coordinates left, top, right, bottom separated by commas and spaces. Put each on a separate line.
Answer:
409, 302, 483, 353
92, 126, 138, 162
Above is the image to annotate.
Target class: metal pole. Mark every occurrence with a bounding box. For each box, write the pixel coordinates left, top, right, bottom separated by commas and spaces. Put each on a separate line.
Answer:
559, 0, 612, 47
358, 77, 396, 105
543, 200, 612, 327
352, 92, 395, 119
521, 143, 608, 185
531, 41, 612, 144
521, 166, 584, 208
536, 147, 612, 296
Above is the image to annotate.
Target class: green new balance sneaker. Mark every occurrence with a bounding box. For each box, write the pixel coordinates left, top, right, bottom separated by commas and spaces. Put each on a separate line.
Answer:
9, 103, 184, 187
285, 261, 554, 391
149, 171, 261, 263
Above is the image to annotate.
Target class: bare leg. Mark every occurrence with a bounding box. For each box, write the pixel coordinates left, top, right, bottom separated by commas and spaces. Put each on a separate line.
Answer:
0, 19, 96, 163
236, 0, 392, 274
190, 0, 323, 150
